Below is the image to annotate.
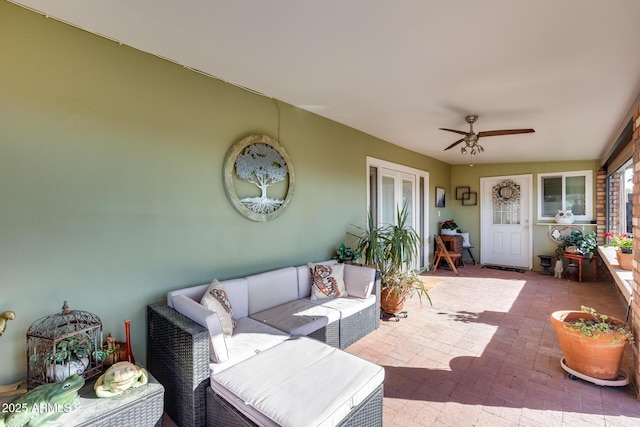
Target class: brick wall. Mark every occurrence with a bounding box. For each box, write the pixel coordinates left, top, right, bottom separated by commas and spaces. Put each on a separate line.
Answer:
596, 168, 607, 244
632, 106, 640, 396
610, 171, 622, 234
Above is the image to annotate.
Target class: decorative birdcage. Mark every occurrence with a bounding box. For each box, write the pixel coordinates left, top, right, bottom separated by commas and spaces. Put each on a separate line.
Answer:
27, 301, 103, 389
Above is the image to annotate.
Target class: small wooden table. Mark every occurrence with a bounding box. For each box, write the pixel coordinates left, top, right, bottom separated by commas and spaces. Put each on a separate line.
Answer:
562, 253, 597, 282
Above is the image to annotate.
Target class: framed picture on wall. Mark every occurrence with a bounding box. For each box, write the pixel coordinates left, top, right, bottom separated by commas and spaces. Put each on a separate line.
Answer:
435, 187, 446, 207
462, 191, 477, 206
456, 186, 470, 200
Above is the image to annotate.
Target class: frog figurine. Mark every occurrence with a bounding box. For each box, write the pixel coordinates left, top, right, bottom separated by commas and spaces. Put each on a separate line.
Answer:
94, 361, 148, 398
0, 374, 84, 427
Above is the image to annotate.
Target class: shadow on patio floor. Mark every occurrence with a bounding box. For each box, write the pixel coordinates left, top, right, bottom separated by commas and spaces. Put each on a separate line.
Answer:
346, 264, 640, 426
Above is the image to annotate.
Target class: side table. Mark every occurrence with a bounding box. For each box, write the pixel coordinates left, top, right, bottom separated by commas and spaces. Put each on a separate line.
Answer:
1, 372, 164, 427
562, 253, 597, 282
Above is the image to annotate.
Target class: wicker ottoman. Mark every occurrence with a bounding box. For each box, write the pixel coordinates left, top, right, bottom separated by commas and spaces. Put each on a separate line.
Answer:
208, 336, 384, 426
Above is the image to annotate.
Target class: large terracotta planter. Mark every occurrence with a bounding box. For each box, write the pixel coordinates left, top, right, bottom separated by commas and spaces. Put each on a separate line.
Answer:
550, 310, 629, 380
616, 251, 633, 270
380, 288, 406, 313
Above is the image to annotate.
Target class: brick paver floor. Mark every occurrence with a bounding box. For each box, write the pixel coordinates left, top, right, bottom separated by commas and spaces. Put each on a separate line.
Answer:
346, 264, 640, 426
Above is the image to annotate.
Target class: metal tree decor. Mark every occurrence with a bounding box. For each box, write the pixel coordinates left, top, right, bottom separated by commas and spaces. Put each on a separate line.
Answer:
27, 301, 103, 389
224, 134, 295, 222
235, 143, 287, 213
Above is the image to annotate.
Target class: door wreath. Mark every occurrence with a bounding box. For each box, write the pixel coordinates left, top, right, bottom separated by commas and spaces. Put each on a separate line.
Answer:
492, 180, 520, 204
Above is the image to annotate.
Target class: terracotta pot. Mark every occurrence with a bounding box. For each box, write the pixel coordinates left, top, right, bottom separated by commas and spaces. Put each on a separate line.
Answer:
616, 251, 633, 270
550, 310, 629, 380
380, 288, 406, 313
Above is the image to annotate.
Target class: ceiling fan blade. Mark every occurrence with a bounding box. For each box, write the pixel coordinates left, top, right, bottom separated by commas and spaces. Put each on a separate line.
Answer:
439, 128, 469, 136
444, 138, 465, 151
478, 129, 535, 137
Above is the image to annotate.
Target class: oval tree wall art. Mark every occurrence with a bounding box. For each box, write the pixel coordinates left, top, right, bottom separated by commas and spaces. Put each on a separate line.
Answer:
223, 134, 295, 222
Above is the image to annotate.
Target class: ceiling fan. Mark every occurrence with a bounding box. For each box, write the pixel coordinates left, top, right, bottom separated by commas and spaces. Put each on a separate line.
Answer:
440, 115, 535, 154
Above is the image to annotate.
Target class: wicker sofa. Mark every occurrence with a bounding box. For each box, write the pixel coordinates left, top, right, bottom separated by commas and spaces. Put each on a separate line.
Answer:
147, 261, 383, 427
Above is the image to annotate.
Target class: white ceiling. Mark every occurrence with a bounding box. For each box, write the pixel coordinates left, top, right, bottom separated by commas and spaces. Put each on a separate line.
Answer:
10, 0, 640, 165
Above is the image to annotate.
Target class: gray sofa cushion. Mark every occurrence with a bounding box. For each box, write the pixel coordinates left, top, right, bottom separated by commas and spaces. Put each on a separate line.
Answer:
250, 299, 340, 336
247, 266, 299, 315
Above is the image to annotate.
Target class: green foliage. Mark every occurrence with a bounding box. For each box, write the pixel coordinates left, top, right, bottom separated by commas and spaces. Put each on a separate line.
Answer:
351, 211, 385, 270
564, 306, 634, 344
382, 270, 432, 306
441, 219, 458, 230
555, 230, 598, 259
48, 332, 96, 363
604, 233, 633, 252
334, 243, 361, 262
353, 202, 431, 305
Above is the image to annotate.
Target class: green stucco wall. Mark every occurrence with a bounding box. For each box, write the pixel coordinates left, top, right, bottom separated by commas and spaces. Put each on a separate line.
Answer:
0, 1, 603, 384
0, 2, 450, 383
450, 160, 600, 269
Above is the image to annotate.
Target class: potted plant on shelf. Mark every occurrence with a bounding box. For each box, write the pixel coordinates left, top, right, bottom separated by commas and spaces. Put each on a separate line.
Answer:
440, 219, 458, 236
550, 306, 634, 380
604, 232, 633, 270
555, 230, 597, 259
354, 203, 431, 313
333, 243, 361, 263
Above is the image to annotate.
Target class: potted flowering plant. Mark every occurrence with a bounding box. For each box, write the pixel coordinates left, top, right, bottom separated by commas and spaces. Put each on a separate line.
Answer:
604, 232, 633, 270
604, 232, 633, 253
440, 219, 459, 236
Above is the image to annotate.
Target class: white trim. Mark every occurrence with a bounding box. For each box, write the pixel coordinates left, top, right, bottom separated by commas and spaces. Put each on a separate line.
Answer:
597, 246, 633, 303
366, 157, 430, 269
480, 174, 533, 269
537, 170, 593, 222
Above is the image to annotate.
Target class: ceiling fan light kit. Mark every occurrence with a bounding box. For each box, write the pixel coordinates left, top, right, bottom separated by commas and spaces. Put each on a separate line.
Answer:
440, 115, 535, 165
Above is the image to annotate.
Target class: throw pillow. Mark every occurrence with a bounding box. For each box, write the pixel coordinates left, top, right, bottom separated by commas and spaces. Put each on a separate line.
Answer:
200, 279, 236, 338
308, 262, 347, 300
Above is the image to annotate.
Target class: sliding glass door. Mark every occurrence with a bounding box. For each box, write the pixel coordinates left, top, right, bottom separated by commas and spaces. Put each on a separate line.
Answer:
367, 158, 428, 269
379, 168, 416, 228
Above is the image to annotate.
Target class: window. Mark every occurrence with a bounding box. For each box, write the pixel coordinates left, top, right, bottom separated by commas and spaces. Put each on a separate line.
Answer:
607, 159, 633, 235
537, 170, 593, 221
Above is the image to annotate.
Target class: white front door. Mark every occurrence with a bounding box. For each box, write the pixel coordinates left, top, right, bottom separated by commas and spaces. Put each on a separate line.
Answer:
480, 174, 532, 269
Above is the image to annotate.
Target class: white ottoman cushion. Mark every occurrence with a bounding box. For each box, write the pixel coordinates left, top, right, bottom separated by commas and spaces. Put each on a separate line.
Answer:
210, 317, 288, 375
211, 337, 384, 427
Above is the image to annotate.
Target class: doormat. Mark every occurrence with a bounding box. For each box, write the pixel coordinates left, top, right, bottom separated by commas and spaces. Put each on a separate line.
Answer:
482, 264, 526, 274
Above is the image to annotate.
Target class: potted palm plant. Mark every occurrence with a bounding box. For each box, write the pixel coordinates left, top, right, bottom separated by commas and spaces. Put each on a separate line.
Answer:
550, 306, 634, 380
354, 203, 431, 313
